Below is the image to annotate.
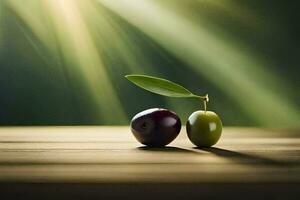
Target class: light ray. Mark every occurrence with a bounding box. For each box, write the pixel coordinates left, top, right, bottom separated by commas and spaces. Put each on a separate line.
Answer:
100, 0, 300, 127
195, 0, 265, 30
7, 0, 127, 123
44, 0, 127, 123
79, 0, 157, 75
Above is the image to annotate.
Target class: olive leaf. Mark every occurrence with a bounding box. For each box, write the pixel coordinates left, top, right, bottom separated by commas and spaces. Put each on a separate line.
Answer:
125, 74, 208, 101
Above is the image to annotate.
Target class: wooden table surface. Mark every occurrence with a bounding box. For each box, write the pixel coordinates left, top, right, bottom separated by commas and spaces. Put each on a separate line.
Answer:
0, 126, 299, 199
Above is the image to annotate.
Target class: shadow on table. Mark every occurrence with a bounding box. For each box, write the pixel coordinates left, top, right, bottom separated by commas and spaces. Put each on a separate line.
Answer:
137, 146, 199, 154
137, 146, 298, 166
196, 147, 297, 166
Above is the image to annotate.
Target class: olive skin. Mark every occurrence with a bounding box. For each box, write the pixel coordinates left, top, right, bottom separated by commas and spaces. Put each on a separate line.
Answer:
131, 108, 181, 147
186, 110, 222, 147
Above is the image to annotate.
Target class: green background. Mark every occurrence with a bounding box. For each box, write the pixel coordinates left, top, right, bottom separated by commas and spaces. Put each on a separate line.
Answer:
0, 0, 299, 127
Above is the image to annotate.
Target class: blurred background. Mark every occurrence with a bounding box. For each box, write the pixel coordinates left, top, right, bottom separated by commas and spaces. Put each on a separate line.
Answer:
0, 0, 299, 127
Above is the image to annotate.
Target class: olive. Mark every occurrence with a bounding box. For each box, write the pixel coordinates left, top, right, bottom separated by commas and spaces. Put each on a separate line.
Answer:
186, 110, 222, 147
131, 108, 181, 147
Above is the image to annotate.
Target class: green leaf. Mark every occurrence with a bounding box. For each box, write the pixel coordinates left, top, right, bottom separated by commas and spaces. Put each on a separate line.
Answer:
125, 74, 207, 100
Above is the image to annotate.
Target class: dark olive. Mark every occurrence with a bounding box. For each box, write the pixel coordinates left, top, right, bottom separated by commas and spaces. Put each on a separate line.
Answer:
131, 108, 181, 147
186, 110, 222, 147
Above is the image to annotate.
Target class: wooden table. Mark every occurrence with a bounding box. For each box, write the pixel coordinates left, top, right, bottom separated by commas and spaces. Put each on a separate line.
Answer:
0, 126, 299, 199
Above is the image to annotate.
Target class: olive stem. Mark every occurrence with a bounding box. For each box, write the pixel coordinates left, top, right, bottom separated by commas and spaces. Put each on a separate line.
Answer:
199, 94, 209, 112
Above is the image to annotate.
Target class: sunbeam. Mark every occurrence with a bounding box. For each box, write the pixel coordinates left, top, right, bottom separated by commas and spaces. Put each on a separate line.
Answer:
100, 0, 300, 127
7, 0, 128, 124
0, 0, 299, 126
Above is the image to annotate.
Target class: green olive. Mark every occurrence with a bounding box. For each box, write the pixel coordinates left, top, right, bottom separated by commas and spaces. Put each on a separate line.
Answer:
186, 110, 222, 147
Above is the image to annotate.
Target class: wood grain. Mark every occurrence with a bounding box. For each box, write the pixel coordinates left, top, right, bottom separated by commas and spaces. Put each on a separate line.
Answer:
0, 126, 299, 199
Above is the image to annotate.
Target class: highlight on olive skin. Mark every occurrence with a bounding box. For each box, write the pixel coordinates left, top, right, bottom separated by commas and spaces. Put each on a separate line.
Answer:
130, 108, 181, 147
